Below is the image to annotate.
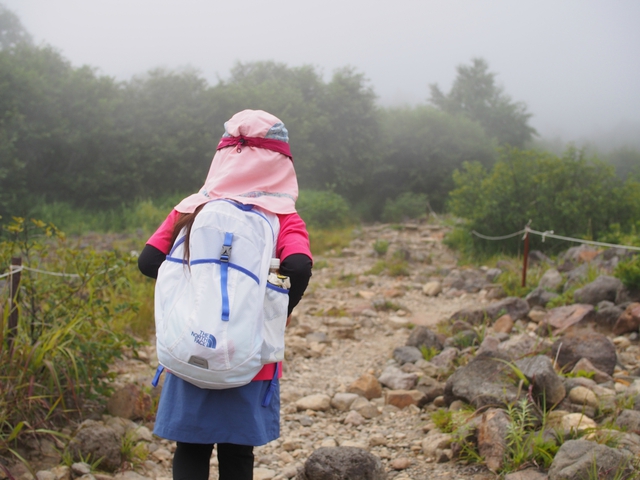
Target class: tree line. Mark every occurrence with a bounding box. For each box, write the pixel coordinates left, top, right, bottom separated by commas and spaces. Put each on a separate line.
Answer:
0, 5, 537, 220
1, 3, 639, 249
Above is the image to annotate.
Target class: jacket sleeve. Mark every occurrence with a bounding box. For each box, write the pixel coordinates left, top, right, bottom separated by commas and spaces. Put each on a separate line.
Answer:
279, 253, 312, 316
276, 212, 313, 316
138, 244, 167, 279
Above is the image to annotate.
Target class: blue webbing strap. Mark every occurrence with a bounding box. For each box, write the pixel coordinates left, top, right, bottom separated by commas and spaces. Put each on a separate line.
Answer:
261, 362, 280, 407
220, 232, 233, 321
151, 365, 165, 387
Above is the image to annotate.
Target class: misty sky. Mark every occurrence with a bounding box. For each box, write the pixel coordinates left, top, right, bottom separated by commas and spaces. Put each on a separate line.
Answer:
4, 0, 640, 146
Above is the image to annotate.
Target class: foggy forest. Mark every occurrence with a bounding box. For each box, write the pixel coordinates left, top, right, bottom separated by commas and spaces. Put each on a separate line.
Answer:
1, 2, 639, 253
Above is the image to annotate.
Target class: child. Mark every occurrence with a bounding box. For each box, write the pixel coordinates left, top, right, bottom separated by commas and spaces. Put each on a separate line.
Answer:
138, 110, 312, 480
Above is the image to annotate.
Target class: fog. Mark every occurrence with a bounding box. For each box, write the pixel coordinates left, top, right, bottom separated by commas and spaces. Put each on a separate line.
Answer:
5, 0, 639, 148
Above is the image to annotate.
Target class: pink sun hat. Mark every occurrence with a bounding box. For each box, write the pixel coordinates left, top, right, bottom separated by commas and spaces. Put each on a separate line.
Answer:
174, 109, 298, 215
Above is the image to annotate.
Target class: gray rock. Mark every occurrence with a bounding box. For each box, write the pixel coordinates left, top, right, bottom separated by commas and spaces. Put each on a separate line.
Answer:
296, 447, 387, 480
548, 439, 635, 480
497, 333, 540, 359
378, 366, 418, 390
515, 355, 566, 406
416, 376, 445, 403
477, 408, 510, 472
67, 420, 123, 472
563, 264, 589, 292
450, 297, 530, 325
405, 326, 443, 351
526, 287, 559, 308
444, 351, 520, 408
573, 275, 624, 305
594, 305, 624, 330
550, 332, 617, 375
331, 393, 360, 412
615, 410, 640, 433
504, 468, 549, 480
485, 268, 502, 283
538, 268, 563, 292
504, 469, 548, 480
429, 347, 459, 369
392, 346, 424, 365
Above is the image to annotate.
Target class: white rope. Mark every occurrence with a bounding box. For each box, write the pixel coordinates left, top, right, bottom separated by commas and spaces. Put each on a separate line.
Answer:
471, 226, 640, 252
471, 229, 526, 240
0, 264, 81, 279
0, 265, 23, 279
526, 227, 640, 252
21, 266, 81, 278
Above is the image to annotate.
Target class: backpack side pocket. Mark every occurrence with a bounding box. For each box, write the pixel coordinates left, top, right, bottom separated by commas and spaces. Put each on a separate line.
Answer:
261, 283, 289, 364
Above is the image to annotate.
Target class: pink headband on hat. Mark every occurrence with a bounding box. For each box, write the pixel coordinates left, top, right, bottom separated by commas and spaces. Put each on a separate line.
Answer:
174, 110, 298, 215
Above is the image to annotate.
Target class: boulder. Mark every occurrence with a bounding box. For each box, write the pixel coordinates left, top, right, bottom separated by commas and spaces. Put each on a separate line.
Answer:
594, 305, 624, 330
548, 440, 634, 480
67, 420, 123, 472
392, 346, 424, 365
613, 302, 640, 335
540, 304, 595, 333
378, 366, 418, 391
295, 447, 387, 480
450, 297, 530, 325
525, 287, 559, 308
515, 355, 566, 406
538, 268, 563, 292
444, 352, 520, 408
573, 275, 623, 305
550, 331, 617, 375
477, 408, 510, 472
405, 326, 443, 351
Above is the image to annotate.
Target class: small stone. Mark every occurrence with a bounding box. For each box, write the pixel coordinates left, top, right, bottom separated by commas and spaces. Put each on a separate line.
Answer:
344, 410, 365, 426
347, 373, 383, 399
369, 434, 387, 447
390, 457, 412, 470
568, 386, 599, 409
493, 314, 514, 333
295, 394, 331, 412
422, 281, 442, 297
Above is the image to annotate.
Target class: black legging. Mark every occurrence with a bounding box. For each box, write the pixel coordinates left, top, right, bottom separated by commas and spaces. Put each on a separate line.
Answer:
173, 442, 254, 480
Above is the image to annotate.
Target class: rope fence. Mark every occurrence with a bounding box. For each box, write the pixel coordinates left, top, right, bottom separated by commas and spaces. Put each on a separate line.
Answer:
0, 265, 81, 280
471, 225, 640, 287
472, 227, 640, 252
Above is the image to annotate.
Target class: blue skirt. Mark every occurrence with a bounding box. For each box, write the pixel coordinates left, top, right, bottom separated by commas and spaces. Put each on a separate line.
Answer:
153, 373, 280, 446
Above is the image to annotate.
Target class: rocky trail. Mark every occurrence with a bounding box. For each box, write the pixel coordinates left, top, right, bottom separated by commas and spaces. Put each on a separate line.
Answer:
7, 220, 640, 480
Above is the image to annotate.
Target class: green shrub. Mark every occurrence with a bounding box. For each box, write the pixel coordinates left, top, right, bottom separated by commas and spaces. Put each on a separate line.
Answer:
381, 192, 428, 223
447, 147, 635, 257
614, 254, 640, 290
0, 218, 139, 461
372, 239, 389, 256
297, 190, 352, 229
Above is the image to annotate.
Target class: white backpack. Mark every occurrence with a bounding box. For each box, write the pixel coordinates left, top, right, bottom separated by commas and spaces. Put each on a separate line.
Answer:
153, 200, 289, 389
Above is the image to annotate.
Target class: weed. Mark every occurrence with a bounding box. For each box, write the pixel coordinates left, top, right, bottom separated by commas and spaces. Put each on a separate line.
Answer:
365, 261, 387, 276
313, 307, 349, 317
502, 398, 560, 473
561, 370, 596, 380
308, 225, 355, 256
419, 345, 439, 361
121, 430, 149, 468
325, 273, 357, 289
313, 259, 329, 270
372, 240, 389, 256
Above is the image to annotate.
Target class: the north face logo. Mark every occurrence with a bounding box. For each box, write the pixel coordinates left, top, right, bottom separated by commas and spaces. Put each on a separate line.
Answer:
191, 330, 217, 349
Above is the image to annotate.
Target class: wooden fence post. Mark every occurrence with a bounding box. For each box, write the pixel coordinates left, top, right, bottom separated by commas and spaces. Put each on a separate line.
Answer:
8, 256, 21, 345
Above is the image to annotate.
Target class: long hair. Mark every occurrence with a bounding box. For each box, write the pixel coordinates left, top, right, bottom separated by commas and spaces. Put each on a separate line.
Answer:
170, 204, 205, 265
